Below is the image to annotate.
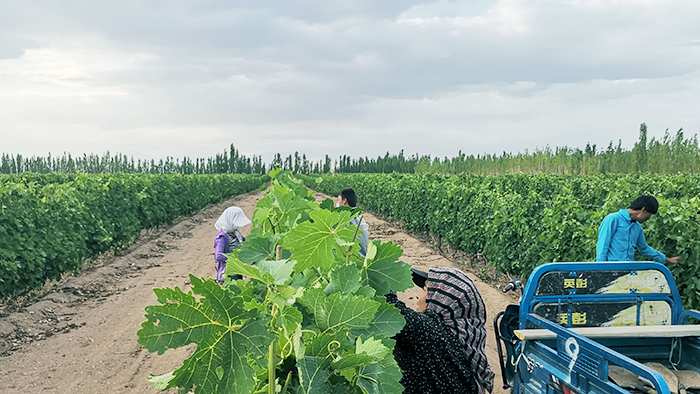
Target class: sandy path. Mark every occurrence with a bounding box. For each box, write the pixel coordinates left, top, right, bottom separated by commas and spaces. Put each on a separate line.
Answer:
0, 188, 515, 394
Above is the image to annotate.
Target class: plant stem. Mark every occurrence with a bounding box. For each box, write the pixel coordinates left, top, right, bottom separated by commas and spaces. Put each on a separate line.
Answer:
268, 340, 276, 394
281, 371, 292, 394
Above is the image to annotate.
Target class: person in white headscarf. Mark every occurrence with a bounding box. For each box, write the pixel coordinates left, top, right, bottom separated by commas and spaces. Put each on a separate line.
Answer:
213, 207, 252, 283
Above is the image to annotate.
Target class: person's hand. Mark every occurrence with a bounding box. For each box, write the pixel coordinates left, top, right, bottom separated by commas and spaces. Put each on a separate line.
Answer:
666, 256, 680, 264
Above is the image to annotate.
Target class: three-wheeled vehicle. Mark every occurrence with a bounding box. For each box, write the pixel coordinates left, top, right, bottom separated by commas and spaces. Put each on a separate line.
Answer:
494, 262, 700, 394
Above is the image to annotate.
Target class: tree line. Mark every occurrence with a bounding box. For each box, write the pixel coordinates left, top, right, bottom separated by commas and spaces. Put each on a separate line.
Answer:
3, 124, 699, 175
0, 145, 266, 175
415, 124, 700, 175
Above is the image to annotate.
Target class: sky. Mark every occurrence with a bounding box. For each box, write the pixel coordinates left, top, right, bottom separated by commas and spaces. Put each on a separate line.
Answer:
1, 0, 700, 164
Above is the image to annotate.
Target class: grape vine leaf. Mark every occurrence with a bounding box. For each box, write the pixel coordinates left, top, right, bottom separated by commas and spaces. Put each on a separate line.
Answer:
377, 363, 404, 394
257, 259, 296, 285
325, 264, 362, 295
269, 185, 317, 231
303, 331, 345, 358
224, 256, 295, 286
285, 209, 358, 272
319, 198, 355, 213
137, 275, 275, 394
297, 356, 332, 394
148, 371, 175, 390
356, 337, 390, 361
341, 337, 404, 394
237, 233, 290, 265
332, 353, 375, 371
278, 304, 303, 337
221, 256, 269, 283
299, 288, 380, 332
352, 298, 406, 338
362, 240, 413, 295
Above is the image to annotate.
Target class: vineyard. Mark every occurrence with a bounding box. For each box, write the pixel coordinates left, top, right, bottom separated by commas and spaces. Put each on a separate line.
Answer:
1, 166, 699, 393
302, 172, 700, 309
0, 173, 267, 297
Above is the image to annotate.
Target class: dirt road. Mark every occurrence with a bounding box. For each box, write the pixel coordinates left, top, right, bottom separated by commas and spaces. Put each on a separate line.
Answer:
0, 188, 515, 394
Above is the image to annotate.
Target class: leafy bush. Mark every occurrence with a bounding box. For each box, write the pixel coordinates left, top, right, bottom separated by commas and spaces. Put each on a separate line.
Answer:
0, 173, 267, 296
301, 173, 700, 309
138, 170, 413, 394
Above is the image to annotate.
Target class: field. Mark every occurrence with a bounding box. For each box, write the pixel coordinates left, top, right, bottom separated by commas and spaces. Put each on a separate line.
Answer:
0, 186, 514, 394
2, 169, 699, 393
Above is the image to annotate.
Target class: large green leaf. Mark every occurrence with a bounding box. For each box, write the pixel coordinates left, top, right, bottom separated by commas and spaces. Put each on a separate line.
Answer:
237, 233, 290, 264
285, 209, 358, 271
298, 287, 328, 325
303, 331, 349, 358
376, 362, 404, 394
356, 337, 390, 361
356, 363, 383, 394
362, 241, 413, 294
352, 299, 405, 338
269, 185, 316, 231
300, 288, 380, 332
319, 198, 356, 214
332, 353, 375, 371
221, 256, 270, 283
325, 264, 362, 295
223, 256, 295, 286
297, 356, 332, 394
257, 259, 296, 285
279, 304, 303, 336
137, 275, 275, 394
355, 355, 404, 394
320, 292, 380, 332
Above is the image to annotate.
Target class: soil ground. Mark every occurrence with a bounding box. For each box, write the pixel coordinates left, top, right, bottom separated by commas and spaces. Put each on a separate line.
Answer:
0, 188, 517, 394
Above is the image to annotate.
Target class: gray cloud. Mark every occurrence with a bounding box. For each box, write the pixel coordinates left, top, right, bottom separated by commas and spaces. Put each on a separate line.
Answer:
1, 0, 699, 162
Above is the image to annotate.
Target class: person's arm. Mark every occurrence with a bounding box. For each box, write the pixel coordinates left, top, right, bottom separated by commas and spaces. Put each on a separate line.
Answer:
596, 215, 615, 261
214, 233, 229, 263
666, 256, 680, 264
634, 229, 666, 264
357, 219, 369, 257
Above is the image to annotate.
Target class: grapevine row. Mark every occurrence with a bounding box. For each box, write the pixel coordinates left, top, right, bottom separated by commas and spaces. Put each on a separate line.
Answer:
0, 173, 267, 297
302, 173, 700, 308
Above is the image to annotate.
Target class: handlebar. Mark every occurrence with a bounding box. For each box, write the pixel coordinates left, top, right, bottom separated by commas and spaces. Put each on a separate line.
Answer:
502, 280, 522, 293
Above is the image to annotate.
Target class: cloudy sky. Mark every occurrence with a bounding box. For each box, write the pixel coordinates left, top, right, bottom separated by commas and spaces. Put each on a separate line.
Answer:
1, 0, 699, 163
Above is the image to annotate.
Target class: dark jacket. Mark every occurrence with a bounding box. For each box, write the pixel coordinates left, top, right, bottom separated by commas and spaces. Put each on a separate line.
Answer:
386, 293, 479, 394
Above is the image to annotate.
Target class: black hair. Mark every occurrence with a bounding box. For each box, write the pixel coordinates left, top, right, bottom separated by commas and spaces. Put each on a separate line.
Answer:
630, 195, 659, 214
339, 187, 358, 208
411, 268, 429, 288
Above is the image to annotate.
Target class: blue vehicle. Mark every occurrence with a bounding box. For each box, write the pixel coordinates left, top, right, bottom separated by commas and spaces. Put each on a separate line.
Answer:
494, 262, 700, 394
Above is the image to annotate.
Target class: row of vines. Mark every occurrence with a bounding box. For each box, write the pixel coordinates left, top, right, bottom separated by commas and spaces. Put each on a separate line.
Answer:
302, 173, 700, 308
0, 173, 267, 297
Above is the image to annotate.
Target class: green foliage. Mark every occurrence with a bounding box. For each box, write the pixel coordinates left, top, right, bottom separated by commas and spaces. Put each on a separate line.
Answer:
301, 172, 700, 309
646, 196, 700, 308
0, 173, 266, 297
285, 209, 358, 271
138, 171, 412, 394
139, 276, 274, 394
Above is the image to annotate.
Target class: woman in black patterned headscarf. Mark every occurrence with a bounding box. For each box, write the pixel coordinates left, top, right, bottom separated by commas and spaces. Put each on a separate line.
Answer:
385, 266, 494, 394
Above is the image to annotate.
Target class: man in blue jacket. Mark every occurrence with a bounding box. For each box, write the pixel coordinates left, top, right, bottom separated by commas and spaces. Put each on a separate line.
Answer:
596, 195, 680, 264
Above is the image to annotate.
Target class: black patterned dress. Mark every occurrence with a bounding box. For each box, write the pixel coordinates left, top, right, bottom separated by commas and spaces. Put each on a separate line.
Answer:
386, 266, 494, 394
